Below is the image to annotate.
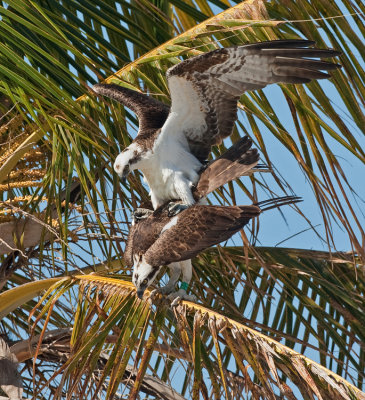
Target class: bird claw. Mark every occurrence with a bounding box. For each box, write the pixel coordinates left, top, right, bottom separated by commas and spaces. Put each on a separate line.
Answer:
167, 202, 189, 217
148, 288, 164, 305
132, 208, 153, 223
160, 285, 176, 295
148, 285, 176, 305
168, 289, 196, 307
149, 288, 160, 299
150, 285, 175, 297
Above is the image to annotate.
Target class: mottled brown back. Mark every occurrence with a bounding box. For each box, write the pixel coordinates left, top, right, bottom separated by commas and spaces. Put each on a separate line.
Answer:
144, 205, 260, 266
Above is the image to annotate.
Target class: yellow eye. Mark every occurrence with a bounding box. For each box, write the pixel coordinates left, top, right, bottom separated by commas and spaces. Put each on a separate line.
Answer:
142, 279, 148, 285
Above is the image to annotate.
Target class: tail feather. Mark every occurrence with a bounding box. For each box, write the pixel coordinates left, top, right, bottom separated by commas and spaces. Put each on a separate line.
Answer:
194, 136, 259, 200
255, 195, 302, 212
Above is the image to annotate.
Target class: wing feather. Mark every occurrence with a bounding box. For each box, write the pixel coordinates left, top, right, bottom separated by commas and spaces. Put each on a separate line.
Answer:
166, 39, 341, 161
144, 205, 260, 266
92, 83, 169, 132
123, 223, 136, 267
193, 136, 259, 199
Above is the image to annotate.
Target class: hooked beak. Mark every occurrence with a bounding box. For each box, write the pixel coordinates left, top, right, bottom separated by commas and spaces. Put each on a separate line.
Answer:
136, 289, 145, 299
120, 167, 130, 184
114, 161, 130, 182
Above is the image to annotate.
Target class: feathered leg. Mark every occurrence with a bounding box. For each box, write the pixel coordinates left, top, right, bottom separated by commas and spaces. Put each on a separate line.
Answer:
168, 173, 197, 216
149, 262, 181, 301
169, 259, 196, 305
160, 262, 181, 294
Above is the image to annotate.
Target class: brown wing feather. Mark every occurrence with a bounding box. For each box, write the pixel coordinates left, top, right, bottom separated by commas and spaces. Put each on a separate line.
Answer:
144, 205, 260, 266
124, 223, 136, 267
124, 208, 171, 266
193, 136, 259, 200
92, 83, 170, 132
166, 39, 341, 162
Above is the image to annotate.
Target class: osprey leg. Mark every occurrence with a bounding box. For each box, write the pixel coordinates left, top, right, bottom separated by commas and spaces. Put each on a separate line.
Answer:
174, 172, 196, 207
159, 262, 181, 294
149, 262, 182, 302
167, 202, 189, 217
132, 208, 153, 222
168, 259, 196, 305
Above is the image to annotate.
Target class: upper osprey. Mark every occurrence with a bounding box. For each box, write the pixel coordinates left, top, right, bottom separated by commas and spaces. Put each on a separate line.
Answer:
93, 39, 341, 209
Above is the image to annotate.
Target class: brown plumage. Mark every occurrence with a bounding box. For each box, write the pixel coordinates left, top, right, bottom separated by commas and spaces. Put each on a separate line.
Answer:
125, 204, 260, 267
125, 195, 301, 268
92, 83, 169, 131
93, 39, 341, 164
193, 135, 259, 200
166, 39, 341, 162
124, 135, 260, 267
122, 135, 261, 212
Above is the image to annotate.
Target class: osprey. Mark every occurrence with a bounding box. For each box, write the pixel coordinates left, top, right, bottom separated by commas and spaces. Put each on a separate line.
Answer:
93, 39, 340, 210
125, 196, 300, 301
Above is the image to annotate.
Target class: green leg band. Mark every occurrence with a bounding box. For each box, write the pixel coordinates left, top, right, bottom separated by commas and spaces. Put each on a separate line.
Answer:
180, 281, 189, 291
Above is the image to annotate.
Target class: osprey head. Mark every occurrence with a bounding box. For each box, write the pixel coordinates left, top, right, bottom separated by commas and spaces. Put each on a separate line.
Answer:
114, 143, 144, 180
132, 255, 161, 299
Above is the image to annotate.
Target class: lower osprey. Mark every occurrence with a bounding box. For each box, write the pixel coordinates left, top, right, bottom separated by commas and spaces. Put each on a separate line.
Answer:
127, 203, 261, 301
93, 39, 341, 210
126, 194, 300, 301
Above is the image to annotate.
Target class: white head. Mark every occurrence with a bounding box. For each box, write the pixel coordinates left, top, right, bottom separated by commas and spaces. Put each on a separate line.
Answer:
114, 143, 143, 179
132, 254, 161, 299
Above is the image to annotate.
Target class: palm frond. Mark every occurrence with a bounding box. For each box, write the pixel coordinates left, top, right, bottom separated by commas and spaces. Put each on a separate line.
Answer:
0, 0, 364, 398
28, 274, 365, 399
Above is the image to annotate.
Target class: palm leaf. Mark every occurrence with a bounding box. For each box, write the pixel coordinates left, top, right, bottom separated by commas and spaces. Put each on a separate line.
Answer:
0, 0, 364, 398
28, 274, 365, 399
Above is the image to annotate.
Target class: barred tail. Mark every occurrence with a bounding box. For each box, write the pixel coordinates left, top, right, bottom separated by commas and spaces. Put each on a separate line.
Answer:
255, 195, 302, 212
194, 136, 260, 200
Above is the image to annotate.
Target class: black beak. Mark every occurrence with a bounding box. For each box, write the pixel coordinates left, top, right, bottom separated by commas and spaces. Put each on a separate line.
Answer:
121, 167, 130, 183
136, 289, 145, 299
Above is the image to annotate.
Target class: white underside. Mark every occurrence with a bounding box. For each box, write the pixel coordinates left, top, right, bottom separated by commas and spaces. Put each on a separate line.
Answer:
137, 115, 203, 209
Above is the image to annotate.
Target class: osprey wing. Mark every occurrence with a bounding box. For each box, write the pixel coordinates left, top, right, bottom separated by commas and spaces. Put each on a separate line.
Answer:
92, 83, 170, 132
124, 222, 136, 267
165, 39, 341, 162
193, 135, 260, 200
144, 205, 261, 266
124, 209, 171, 267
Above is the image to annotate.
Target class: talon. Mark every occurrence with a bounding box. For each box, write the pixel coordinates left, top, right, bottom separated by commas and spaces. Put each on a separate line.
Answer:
150, 285, 176, 297
170, 296, 182, 307
149, 288, 159, 298
147, 289, 159, 305
167, 289, 196, 305
132, 207, 153, 223
167, 202, 189, 217
159, 286, 175, 295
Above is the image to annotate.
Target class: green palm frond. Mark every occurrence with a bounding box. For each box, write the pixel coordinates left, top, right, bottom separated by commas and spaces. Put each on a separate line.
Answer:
0, 0, 364, 398
1, 0, 363, 259
1, 244, 363, 398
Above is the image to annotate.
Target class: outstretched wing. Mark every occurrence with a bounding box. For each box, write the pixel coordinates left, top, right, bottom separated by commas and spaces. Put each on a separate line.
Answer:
144, 205, 261, 266
92, 83, 170, 132
165, 39, 341, 162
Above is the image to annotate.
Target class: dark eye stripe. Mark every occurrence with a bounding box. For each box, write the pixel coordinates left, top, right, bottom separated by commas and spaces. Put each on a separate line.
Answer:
146, 266, 159, 280
130, 154, 142, 165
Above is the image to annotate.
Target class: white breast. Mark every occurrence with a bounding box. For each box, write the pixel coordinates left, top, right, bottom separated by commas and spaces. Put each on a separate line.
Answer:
139, 125, 202, 209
